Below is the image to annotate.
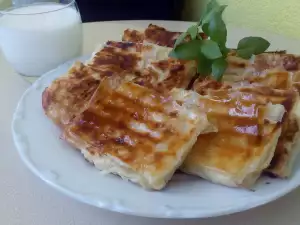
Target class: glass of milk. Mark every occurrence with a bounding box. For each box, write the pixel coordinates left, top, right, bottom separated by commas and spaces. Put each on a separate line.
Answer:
0, 0, 82, 77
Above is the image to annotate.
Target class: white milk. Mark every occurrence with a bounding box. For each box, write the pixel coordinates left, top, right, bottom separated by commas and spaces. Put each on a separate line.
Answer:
0, 3, 82, 76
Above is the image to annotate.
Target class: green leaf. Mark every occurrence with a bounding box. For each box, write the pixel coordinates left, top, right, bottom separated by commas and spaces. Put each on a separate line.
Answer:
220, 45, 230, 56
236, 48, 254, 59
197, 54, 212, 75
201, 5, 227, 25
206, 0, 219, 12
202, 23, 209, 35
170, 0, 271, 82
187, 25, 198, 40
208, 13, 227, 45
212, 57, 228, 81
200, 40, 223, 60
199, 0, 219, 25
169, 40, 202, 60
237, 36, 270, 55
196, 33, 203, 40
174, 32, 188, 48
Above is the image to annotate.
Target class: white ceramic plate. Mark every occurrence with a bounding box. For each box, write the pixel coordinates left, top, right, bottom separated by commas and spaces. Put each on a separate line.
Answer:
12, 55, 300, 219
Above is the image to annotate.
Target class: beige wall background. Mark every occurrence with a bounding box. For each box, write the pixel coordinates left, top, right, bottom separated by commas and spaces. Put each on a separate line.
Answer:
184, 0, 300, 39
0, 0, 11, 9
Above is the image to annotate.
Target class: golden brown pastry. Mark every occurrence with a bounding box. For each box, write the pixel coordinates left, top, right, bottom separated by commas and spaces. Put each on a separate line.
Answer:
62, 78, 211, 190
43, 41, 197, 128
172, 87, 287, 188
122, 24, 207, 48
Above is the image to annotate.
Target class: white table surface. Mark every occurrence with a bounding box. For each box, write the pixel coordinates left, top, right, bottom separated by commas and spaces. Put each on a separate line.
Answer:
1, 20, 300, 225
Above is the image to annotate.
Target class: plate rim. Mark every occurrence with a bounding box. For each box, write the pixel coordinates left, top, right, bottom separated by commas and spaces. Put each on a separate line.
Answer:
11, 56, 300, 219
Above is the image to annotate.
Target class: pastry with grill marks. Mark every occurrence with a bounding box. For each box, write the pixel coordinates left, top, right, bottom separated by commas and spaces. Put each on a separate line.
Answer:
42, 62, 101, 128
62, 78, 211, 190
87, 40, 172, 74
122, 24, 207, 48
172, 87, 286, 188
89, 41, 197, 92
133, 58, 197, 92
193, 71, 300, 179
42, 41, 196, 128
224, 51, 300, 86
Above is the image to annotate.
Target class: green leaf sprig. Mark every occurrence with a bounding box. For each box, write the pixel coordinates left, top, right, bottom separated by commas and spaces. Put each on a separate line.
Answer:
169, 0, 270, 81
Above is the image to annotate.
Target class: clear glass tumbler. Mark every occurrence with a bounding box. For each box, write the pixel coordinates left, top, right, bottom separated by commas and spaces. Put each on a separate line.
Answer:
0, 0, 82, 80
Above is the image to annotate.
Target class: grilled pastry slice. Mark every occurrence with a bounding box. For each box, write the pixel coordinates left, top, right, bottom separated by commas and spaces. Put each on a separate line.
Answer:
62, 78, 211, 190
246, 52, 300, 74
42, 62, 101, 128
122, 24, 207, 47
88, 41, 197, 91
123, 24, 181, 47
230, 86, 300, 178
42, 40, 159, 128
193, 73, 300, 178
133, 58, 197, 92
224, 51, 300, 85
192, 77, 232, 95
122, 29, 144, 43
172, 87, 286, 188
264, 90, 300, 177
87, 41, 172, 73
43, 41, 196, 128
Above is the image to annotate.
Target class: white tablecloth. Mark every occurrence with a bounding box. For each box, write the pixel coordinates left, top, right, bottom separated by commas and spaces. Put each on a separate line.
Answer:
1, 20, 300, 225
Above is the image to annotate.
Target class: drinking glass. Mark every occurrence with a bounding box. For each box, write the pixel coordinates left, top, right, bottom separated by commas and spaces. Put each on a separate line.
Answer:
0, 0, 82, 81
